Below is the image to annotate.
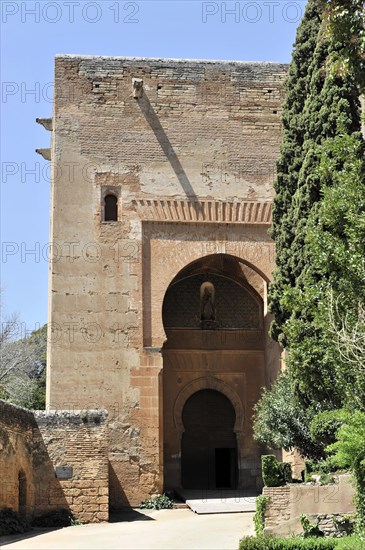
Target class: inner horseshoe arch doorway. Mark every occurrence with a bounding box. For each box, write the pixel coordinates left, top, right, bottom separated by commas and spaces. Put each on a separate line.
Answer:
174, 377, 244, 489
181, 388, 238, 489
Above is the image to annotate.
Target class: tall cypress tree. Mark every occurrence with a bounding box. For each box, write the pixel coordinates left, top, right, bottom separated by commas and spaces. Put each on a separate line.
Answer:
269, 0, 364, 407
270, 0, 322, 343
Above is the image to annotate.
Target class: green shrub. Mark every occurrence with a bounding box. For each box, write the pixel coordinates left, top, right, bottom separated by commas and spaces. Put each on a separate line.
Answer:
305, 457, 344, 482
310, 410, 345, 448
238, 536, 337, 549
318, 473, 335, 485
300, 514, 324, 538
262, 455, 282, 487
32, 508, 74, 527
304, 460, 315, 482
326, 410, 365, 532
262, 455, 292, 487
336, 534, 365, 549
253, 370, 324, 460
305, 460, 314, 474
239, 536, 271, 550
254, 495, 268, 537
139, 493, 173, 510
0, 508, 31, 537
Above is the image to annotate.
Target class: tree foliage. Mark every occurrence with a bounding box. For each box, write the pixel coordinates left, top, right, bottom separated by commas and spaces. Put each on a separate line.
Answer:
254, 0, 365, 530
319, 0, 365, 93
253, 370, 324, 459
326, 295, 365, 409
270, 2, 322, 344
310, 408, 345, 448
268, 0, 365, 410
326, 410, 365, 532
0, 313, 47, 409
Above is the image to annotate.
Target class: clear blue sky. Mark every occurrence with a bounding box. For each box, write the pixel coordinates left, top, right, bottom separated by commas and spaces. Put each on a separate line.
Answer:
1, 0, 307, 334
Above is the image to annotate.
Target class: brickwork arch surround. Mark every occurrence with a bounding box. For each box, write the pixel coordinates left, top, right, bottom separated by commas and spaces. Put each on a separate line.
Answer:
173, 377, 244, 436
172, 253, 271, 285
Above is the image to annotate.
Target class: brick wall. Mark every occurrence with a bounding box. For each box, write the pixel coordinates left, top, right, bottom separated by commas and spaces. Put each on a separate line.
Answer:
33, 410, 109, 523
263, 486, 291, 528
0, 400, 109, 523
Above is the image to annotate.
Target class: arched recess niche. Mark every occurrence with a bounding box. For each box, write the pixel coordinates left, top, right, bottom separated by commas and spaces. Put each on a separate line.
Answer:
161, 253, 265, 343
143, 245, 273, 348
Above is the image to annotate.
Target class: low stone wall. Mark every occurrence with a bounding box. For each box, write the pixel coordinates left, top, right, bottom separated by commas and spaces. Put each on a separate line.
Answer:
263, 476, 355, 534
33, 410, 109, 523
0, 400, 109, 523
316, 514, 353, 537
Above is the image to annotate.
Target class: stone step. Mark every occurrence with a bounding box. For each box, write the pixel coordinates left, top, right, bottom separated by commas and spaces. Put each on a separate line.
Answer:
175, 489, 258, 514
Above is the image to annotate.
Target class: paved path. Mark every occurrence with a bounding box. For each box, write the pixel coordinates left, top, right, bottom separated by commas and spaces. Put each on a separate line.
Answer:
0, 509, 254, 550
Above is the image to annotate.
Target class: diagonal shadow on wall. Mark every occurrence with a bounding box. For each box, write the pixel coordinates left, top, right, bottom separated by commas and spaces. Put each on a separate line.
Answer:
136, 94, 202, 216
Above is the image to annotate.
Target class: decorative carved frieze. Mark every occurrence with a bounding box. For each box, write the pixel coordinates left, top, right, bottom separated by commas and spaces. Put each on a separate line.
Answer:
131, 199, 272, 224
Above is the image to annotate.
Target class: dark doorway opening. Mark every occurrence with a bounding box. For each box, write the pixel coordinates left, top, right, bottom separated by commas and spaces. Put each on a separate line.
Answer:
215, 448, 236, 488
181, 389, 237, 489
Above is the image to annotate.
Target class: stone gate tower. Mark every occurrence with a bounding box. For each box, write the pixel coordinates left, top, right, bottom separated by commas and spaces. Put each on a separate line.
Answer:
44, 55, 287, 507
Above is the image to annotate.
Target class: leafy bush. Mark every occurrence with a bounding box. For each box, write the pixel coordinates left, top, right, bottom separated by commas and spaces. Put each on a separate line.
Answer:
239, 537, 271, 550
254, 495, 268, 537
262, 455, 292, 487
0, 507, 31, 537
239, 536, 336, 549
336, 534, 365, 549
139, 493, 173, 510
32, 508, 74, 527
318, 473, 335, 486
262, 455, 282, 487
300, 514, 324, 538
253, 370, 324, 460
305, 456, 344, 482
326, 410, 365, 533
310, 410, 345, 447
305, 459, 315, 477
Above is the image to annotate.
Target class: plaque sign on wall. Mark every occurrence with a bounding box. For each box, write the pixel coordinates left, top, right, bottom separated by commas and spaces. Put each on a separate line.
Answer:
55, 466, 73, 479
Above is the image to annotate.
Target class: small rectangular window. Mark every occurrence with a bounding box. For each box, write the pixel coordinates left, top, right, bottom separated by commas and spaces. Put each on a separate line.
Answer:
104, 194, 118, 221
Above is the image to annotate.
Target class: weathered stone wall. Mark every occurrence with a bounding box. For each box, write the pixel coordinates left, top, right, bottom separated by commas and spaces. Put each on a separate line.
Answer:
0, 401, 34, 515
47, 56, 287, 506
0, 400, 108, 523
263, 476, 355, 530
